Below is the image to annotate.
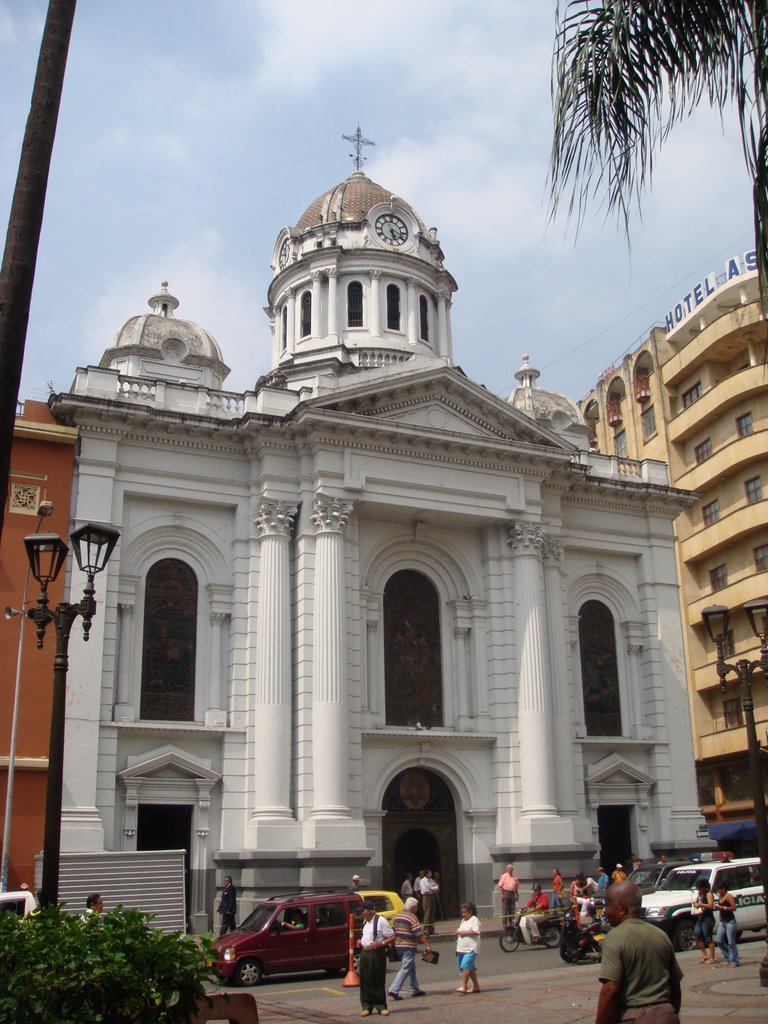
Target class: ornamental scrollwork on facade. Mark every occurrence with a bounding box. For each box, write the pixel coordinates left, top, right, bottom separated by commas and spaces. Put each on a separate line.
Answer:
255, 501, 298, 539
312, 497, 353, 534
506, 522, 544, 556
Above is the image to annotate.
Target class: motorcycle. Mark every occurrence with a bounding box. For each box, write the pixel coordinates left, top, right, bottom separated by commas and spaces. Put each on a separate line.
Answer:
558, 900, 607, 964
499, 910, 563, 952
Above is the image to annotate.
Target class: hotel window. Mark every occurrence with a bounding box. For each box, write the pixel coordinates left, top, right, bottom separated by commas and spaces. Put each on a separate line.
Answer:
745, 476, 763, 504
641, 404, 656, 439
347, 281, 363, 327
723, 629, 735, 657
694, 438, 712, 464
614, 430, 627, 458
386, 284, 401, 331
419, 295, 429, 341
709, 563, 728, 592
682, 381, 702, 408
723, 697, 743, 730
755, 543, 768, 571
736, 411, 753, 437
300, 291, 311, 337
702, 499, 720, 527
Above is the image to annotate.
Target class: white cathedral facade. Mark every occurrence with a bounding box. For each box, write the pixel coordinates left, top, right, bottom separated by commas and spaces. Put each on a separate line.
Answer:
51, 171, 705, 929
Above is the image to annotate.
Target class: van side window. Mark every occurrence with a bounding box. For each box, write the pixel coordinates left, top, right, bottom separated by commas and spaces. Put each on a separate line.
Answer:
315, 901, 346, 927
279, 906, 308, 930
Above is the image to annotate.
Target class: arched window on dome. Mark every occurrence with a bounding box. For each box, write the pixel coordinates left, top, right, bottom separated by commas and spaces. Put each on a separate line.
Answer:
281, 306, 287, 350
383, 569, 443, 727
140, 558, 197, 722
300, 291, 312, 337
386, 284, 401, 331
419, 295, 429, 342
578, 599, 621, 736
347, 281, 363, 327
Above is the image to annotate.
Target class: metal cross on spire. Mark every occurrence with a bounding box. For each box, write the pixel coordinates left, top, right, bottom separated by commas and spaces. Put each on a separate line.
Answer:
342, 124, 375, 170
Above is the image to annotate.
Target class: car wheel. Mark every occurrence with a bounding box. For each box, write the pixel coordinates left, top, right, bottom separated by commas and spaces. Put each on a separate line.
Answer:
540, 923, 561, 948
499, 931, 520, 952
235, 958, 263, 986
672, 919, 696, 952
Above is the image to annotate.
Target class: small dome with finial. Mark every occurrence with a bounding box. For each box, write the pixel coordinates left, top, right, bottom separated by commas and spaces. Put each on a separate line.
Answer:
99, 283, 230, 389
508, 353, 589, 448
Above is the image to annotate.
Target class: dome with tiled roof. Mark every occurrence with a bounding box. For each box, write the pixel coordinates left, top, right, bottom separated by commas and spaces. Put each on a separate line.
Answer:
296, 171, 427, 234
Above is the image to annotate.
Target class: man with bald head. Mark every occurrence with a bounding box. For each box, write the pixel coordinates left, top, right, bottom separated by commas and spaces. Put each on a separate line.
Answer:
596, 880, 682, 1024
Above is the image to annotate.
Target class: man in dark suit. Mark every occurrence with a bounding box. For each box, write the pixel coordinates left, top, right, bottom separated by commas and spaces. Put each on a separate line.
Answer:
218, 875, 237, 935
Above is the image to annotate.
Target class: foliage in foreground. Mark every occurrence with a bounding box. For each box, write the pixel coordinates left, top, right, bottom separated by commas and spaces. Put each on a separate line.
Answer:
0, 905, 215, 1024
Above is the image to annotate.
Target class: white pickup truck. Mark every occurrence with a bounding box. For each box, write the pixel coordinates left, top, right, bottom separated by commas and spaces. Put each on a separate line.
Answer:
0, 889, 39, 917
641, 857, 764, 951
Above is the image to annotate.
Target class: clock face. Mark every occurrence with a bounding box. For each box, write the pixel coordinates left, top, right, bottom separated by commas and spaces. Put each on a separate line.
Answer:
278, 238, 291, 269
375, 213, 409, 246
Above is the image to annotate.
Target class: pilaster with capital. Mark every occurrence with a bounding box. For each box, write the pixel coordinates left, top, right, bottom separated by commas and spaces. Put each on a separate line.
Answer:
327, 267, 338, 337
310, 498, 353, 817
507, 522, 557, 817
622, 621, 647, 736
436, 287, 449, 358
310, 270, 323, 337
206, 610, 229, 724
251, 500, 297, 819
369, 269, 382, 337
114, 602, 135, 721
406, 277, 418, 344
285, 288, 296, 353
542, 535, 577, 815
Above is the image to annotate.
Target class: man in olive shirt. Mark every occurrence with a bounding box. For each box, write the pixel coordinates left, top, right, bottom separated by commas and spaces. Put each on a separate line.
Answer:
596, 881, 682, 1024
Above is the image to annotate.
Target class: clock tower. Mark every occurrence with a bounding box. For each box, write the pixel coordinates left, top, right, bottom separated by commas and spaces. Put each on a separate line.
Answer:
267, 170, 457, 391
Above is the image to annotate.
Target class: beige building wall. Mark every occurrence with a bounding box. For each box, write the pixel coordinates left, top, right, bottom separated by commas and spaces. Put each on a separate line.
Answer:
580, 268, 768, 838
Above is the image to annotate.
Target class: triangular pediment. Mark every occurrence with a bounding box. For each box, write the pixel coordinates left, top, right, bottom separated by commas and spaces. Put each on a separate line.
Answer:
119, 749, 220, 784
297, 366, 573, 452
587, 754, 655, 788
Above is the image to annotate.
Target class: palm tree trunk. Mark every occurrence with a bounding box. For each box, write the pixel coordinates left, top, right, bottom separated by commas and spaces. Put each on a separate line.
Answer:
0, 0, 77, 540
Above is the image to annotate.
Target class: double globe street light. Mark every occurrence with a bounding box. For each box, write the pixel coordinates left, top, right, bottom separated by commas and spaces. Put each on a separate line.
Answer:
23, 523, 119, 908
701, 597, 768, 988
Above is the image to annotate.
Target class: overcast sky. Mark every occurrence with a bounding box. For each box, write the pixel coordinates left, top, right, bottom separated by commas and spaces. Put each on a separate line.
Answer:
1, 1, 755, 408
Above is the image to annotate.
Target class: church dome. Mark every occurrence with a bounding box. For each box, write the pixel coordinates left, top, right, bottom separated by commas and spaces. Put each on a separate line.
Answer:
509, 354, 589, 448
296, 171, 427, 235
100, 283, 230, 389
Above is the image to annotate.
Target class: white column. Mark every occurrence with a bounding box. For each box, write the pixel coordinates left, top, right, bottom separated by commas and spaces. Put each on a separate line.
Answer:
114, 602, 135, 721
436, 287, 449, 358
542, 537, 577, 815
310, 497, 353, 817
507, 523, 557, 817
365, 618, 378, 714
454, 626, 471, 718
285, 288, 296, 353
251, 500, 297, 818
311, 270, 322, 337
205, 611, 227, 726
327, 267, 338, 337
369, 270, 381, 337
622, 621, 648, 738
406, 277, 418, 344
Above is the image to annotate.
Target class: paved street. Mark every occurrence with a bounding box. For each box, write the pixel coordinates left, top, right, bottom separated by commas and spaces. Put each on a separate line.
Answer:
208, 920, 768, 1023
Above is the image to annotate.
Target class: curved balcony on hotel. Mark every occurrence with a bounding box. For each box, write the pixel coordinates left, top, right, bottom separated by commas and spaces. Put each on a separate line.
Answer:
668, 363, 767, 443
685, 570, 768, 629
681, 495, 767, 564
676, 427, 766, 493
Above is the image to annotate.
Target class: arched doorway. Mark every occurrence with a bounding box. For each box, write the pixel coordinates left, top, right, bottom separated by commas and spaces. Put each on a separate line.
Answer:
381, 768, 459, 917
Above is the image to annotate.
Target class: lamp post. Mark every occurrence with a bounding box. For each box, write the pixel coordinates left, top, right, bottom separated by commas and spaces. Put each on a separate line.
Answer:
24, 523, 119, 908
1, 501, 54, 892
701, 597, 768, 988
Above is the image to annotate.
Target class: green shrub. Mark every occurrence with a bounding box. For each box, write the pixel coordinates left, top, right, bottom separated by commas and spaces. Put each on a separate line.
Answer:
0, 905, 215, 1023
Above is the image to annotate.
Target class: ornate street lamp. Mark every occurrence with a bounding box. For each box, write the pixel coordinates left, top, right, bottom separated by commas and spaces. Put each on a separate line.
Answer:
24, 523, 119, 907
701, 597, 768, 987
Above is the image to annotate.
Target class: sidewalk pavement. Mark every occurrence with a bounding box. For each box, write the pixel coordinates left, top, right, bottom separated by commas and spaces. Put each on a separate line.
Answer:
246, 918, 768, 1024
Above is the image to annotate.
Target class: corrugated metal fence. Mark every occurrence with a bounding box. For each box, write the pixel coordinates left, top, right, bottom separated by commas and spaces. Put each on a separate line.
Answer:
57, 849, 186, 933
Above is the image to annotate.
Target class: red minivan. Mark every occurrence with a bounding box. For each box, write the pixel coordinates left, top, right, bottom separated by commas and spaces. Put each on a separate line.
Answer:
213, 891, 363, 986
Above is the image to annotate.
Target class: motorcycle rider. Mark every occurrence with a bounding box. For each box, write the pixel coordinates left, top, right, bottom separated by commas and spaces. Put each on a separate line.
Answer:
519, 884, 550, 945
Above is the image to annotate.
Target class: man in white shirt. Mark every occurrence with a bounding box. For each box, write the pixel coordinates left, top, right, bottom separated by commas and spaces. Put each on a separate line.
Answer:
420, 870, 439, 935
358, 900, 395, 1017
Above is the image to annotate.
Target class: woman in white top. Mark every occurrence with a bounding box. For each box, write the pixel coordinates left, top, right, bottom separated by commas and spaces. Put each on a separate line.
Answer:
455, 901, 481, 994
